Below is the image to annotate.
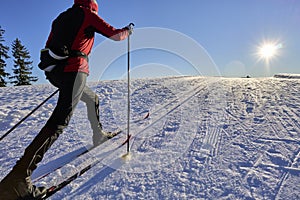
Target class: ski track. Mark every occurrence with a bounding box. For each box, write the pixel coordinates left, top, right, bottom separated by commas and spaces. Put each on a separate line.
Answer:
0, 76, 300, 199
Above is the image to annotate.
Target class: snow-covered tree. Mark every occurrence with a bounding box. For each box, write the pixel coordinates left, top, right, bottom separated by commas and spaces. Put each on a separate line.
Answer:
9, 38, 38, 86
0, 26, 10, 87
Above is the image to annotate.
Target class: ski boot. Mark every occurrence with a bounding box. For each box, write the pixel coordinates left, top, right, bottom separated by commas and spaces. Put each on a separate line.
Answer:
0, 175, 46, 200
93, 128, 120, 147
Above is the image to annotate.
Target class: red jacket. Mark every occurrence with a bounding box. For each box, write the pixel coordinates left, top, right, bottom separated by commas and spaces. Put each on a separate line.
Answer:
46, 5, 129, 74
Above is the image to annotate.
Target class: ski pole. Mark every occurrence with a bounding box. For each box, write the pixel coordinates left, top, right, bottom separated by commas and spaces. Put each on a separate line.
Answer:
0, 89, 59, 142
126, 23, 134, 154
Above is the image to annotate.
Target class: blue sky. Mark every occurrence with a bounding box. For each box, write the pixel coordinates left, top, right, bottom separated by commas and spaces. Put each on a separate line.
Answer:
1, 0, 300, 83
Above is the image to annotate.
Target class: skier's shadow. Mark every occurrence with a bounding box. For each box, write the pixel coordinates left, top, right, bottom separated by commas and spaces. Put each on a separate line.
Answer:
72, 157, 125, 195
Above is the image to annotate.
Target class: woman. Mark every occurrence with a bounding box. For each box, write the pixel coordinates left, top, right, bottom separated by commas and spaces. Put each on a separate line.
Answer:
0, 0, 132, 199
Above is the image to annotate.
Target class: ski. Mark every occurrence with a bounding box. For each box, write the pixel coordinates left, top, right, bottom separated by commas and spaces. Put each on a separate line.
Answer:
32, 130, 122, 183
38, 134, 135, 199
35, 112, 149, 199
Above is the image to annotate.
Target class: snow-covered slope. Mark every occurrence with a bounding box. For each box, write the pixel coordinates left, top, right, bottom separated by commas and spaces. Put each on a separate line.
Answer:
274, 73, 300, 79
0, 76, 299, 199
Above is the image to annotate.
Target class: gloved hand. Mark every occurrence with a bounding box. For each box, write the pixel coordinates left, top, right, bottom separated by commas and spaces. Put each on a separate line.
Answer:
126, 23, 135, 35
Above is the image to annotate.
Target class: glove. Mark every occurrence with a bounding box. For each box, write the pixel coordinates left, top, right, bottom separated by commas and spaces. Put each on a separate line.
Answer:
126, 23, 135, 35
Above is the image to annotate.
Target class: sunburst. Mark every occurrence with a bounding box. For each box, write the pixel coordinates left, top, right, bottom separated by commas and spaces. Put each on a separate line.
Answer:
256, 41, 282, 64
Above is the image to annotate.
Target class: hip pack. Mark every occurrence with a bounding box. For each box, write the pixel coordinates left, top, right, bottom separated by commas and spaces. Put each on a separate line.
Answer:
38, 48, 88, 72
38, 48, 68, 72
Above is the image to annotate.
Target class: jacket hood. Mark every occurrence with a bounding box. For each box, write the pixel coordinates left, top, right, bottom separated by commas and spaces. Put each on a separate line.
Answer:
74, 0, 98, 13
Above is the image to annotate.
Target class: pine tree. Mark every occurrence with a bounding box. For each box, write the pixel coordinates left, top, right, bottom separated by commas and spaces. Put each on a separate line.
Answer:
0, 26, 10, 87
10, 38, 38, 86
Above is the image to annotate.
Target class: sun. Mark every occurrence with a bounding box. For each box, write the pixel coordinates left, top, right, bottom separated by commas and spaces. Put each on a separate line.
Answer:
259, 44, 277, 59
256, 41, 282, 62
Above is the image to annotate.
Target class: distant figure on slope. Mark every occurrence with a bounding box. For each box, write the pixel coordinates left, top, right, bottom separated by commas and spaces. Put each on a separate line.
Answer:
0, 0, 132, 199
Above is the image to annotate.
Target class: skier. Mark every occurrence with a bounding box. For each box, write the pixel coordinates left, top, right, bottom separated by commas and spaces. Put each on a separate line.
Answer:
0, 0, 132, 199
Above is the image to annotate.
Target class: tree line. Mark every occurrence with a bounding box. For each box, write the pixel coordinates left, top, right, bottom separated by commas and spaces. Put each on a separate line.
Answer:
0, 26, 38, 87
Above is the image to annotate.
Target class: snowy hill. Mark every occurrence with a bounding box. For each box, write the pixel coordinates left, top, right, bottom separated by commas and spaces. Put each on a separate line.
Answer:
0, 76, 299, 199
274, 73, 300, 79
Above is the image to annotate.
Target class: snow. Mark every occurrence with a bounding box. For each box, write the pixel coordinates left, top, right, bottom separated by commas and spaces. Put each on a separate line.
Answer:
0, 76, 300, 199
274, 73, 300, 79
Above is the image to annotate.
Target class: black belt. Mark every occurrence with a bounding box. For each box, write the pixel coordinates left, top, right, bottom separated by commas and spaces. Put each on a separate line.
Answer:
69, 50, 89, 62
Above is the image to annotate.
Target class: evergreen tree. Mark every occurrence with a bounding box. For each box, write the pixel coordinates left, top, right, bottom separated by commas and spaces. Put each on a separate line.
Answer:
0, 26, 10, 87
10, 38, 38, 86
